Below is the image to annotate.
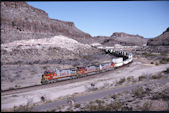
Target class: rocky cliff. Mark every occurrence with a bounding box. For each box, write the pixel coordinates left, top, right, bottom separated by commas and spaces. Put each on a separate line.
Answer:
147, 28, 169, 46
1, 2, 92, 44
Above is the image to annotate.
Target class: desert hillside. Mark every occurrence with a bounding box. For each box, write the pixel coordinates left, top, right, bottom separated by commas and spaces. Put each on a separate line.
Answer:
93, 32, 147, 46
147, 28, 169, 46
111, 32, 147, 46
1, 2, 94, 44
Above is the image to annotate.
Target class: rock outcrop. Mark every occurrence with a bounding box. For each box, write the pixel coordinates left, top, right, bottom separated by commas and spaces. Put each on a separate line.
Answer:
1, 2, 92, 44
110, 32, 147, 46
94, 36, 136, 46
147, 28, 169, 46
111, 32, 144, 39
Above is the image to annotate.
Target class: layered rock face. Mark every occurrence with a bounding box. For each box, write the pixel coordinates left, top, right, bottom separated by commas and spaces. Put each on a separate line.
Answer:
110, 32, 147, 46
147, 28, 169, 46
93, 36, 135, 46
1, 2, 92, 44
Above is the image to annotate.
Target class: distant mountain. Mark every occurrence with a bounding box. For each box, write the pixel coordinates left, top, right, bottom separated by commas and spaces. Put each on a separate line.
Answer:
147, 28, 169, 46
110, 32, 147, 46
93, 36, 136, 46
1, 2, 93, 44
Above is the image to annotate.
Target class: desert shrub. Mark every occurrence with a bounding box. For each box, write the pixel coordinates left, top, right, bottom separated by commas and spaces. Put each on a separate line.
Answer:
43, 66, 47, 69
85, 104, 97, 111
163, 68, 169, 74
143, 52, 156, 57
121, 105, 133, 111
127, 76, 132, 82
15, 61, 23, 64
152, 90, 169, 100
117, 78, 126, 85
160, 57, 169, 64
132, 86, 145, 98
138, 75, 146, 81
28, 62, 33, 65
75, 104, 81, 108
83, 55, 90, 60
33, 60, 40, 64
57, 106, 62, 111
109, 102, 123, 111
97, 104, 105, 111
151, 75, 162, 79
127, 76, 136, 82
89, 100, 94, 104
160, 52, 167, 56
11, 21, 16, 26
9, 87, 15, 90
104, 106, 112, 111
49, 109, 56, 112
145, 87, 152, 93
25, 17, 28, 21
95, 99, 103, 105
111, 94, 118, 99
16, 45, 23, 48
85, 101, 106, 111
13, 104, 31, 112
141, 101, 152, 111
41, 96, 45, 102
1, 49, 8, 54
155, 62, 159, 65
15, 85, 20, 88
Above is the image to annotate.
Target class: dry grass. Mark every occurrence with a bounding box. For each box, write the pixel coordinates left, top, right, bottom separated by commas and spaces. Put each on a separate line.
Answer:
141, 101, 152, 111
138, 75, 146, 81
116, 78, 126, 85
132, 86, 145, 98
151, 75, 162, 79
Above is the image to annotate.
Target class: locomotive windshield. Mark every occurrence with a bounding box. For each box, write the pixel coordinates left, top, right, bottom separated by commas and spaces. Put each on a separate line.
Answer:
44, 71, 49, 74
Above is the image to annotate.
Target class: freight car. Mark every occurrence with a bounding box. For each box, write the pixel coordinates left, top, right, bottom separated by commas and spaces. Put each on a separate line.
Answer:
41, 48, 133, 85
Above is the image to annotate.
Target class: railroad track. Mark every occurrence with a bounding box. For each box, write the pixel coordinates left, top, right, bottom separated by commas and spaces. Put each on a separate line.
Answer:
1, 62, 132, 96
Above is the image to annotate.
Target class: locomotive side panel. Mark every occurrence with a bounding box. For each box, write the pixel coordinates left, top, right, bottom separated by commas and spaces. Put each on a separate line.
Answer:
86, 65, 97, 73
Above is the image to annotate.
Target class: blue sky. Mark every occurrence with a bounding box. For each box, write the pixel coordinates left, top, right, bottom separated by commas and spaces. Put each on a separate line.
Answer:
27, 1, 169, 38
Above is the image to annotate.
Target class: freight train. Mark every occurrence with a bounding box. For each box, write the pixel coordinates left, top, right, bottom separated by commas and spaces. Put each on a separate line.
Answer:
41, 48, 133, 85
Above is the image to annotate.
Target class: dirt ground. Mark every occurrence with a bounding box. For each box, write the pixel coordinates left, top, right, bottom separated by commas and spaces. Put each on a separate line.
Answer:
1, 57, 169, 111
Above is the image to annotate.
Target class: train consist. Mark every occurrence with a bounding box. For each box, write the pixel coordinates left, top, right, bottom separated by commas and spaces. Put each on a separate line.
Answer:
41, 48, 133, 85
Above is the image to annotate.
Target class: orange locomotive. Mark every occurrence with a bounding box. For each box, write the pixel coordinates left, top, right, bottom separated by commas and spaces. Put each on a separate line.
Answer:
41, 62, 115, 85
41, 68, 77, 84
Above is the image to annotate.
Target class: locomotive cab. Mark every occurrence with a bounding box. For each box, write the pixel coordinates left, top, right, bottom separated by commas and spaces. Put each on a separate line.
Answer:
41, 71, 56, 84
77, 66, 87, 74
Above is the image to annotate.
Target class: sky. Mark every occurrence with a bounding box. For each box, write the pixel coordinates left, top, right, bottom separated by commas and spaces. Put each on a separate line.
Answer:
27, 1, 169, 38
